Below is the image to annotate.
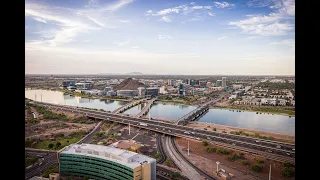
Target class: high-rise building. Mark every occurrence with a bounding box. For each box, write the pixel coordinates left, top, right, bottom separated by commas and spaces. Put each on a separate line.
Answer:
59, 144, 156, 180
222, 77, 227, 87
199, 81, 207, 87
216, 80, 222, 87
188, 79, 191, 85
179, 83, 191, 96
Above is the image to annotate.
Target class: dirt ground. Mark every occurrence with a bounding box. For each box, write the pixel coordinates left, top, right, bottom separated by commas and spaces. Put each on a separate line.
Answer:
25, 120, 96, 139
176, 138, 294, 180
187, 122, 295, 143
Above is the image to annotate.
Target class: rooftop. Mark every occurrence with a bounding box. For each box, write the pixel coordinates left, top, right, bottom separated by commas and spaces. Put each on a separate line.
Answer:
60, 144, 155, 169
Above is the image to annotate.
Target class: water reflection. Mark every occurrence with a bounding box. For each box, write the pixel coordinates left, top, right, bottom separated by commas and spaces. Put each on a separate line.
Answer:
25, 89, 127, 111
150, 103, 197, 119
123, 103, 147, 115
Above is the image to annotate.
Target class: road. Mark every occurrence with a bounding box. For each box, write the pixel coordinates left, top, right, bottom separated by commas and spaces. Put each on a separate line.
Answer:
25, 149, 58, 180
29, 100, 295, 164
164, 135, 203, 180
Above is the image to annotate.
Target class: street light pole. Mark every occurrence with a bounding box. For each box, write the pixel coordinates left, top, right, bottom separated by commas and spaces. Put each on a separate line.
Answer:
269, 164, 271, 180
187, 140, 190, 156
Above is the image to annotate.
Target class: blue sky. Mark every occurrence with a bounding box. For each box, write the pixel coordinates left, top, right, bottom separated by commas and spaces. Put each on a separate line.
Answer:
25, 0, 295, 75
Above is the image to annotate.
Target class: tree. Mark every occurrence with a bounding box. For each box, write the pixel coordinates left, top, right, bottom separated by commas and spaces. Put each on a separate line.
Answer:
202, 141, 209, 146
55, 142, 62, 149
213, 128, 216, 131
256, 158, 264, 163
48, 143, 54, 149
171, 172, 181, 179
251, 164, 262, 172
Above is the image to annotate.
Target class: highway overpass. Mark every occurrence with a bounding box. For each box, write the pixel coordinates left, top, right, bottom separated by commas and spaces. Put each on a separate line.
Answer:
30, 100, 295, 164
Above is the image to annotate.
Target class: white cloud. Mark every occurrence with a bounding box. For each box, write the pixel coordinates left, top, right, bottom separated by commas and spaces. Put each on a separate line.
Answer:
228, 0, 295, 36
33, 17, 47, 23
270, 39, 294, 47
214, 2, 235, 8
158, 16, 172, 22
208, 12, 214, 16
120, 20, 130, 23
148, 2, 214, 19
158, 35, 172, 40
244, 36, 260, 39
113, 40, 130, 46
217, 36, 228, 40
131, 46, 140, 49
25, 0, 134, 46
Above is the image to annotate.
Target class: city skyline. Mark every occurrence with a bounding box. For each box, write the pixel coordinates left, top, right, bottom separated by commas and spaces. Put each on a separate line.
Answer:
25, 0, 295, 75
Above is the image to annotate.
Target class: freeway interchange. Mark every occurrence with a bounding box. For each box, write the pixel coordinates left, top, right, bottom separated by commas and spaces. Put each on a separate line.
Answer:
29, 100, 295, 164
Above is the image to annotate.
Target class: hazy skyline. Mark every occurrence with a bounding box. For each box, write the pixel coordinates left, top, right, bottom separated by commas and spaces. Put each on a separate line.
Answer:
25, 0, 295, 75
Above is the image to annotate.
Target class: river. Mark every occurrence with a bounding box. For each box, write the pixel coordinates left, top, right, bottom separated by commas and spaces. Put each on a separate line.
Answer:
25, 89, 295, 135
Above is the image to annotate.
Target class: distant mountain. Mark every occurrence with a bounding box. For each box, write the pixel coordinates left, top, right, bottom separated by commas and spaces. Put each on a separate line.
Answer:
125, 72, 143, 75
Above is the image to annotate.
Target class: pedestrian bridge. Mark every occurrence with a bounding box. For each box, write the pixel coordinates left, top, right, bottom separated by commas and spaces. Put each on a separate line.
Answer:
112, 98, 148, 114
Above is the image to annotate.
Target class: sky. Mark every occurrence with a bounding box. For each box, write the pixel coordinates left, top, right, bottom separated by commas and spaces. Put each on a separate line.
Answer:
25, 0, 295, 75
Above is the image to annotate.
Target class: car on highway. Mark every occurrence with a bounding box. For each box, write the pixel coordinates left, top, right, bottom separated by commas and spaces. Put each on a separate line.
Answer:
267, 150, 273, 153
196, 138, 200, 140
191, 132, 195, 134
277, 145, 281, 148
156, 128, 158, 130
292, 148, 295, 151
168, 130, 171, 132
255, 140, 259, 143
232, 143, 236, 146
286, 153, 291, 156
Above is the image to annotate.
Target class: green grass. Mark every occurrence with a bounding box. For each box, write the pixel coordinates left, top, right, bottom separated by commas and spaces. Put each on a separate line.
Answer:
25, 156, 38, 167
42, 165, 58, 178
33, 136, 83, 150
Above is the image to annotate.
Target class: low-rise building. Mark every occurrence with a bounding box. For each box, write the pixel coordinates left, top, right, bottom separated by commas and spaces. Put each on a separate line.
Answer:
277, 99, 287, 106
192, 88, 205, 96
229, 94, 238, 100
261, 98, 277, 106
145, 87, 159, 97
75, 82, 93, 90
117, 90, 138, 97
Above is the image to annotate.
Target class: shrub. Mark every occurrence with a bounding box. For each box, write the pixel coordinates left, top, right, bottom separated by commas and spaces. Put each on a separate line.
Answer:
202, 141, 209, 146
48, 143, 54, 149
241, 160, 249, 165
154, 153, 162, 159
227, 153, 241, 161
171, 172, 181, 179
251, 164, 262, 172
206, 146, 214, 153
256, 158, 265, 163
282, 167, 295, 177
165, 158, 174, 167
282, 161, 291, 167
213, 128, 216, 131
216, 148, 230, 155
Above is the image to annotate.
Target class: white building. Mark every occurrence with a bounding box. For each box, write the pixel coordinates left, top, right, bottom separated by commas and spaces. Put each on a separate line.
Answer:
245, 86, 252, 92
222, 77, 227, 87
192, 88, 205, 96
261, 98, 277, 106
159, 86, 167, 94
229, 94, 238, 100
232, 84, 243, 90
278, 99, 287, 106
138, 87, 146, 98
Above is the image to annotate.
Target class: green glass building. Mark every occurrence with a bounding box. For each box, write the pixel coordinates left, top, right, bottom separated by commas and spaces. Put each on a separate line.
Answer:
59, 144, 156, 180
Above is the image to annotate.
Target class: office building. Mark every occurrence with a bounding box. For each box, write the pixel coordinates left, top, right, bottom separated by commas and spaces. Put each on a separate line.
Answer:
104, 87, 113, 92
107, 90, 116, 96
117, 90, 138, 97
159, 86, 167, 94
145, 87, 159, 97
187, 79, 191, 85
199, 81, 207, 87
179, 83, 191, 96
137, 87, 146, 98
59, 144, 156, 180
62, 80, 76, 88
222, 77, 227, 87
192, 88, 205, 96
216, 80, 222, 87
75, 82, 93, 90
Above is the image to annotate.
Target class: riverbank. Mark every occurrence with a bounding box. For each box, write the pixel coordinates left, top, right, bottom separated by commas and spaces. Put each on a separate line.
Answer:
211, 104, 295, 117
187, 121, 295, 143
155, 100, 196, 106
57, 89, 133, 102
